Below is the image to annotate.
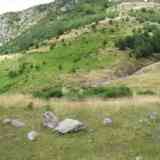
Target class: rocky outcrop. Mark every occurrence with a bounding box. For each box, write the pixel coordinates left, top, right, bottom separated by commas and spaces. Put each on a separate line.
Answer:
0, 3, 56, 45
0, 0, 79, 45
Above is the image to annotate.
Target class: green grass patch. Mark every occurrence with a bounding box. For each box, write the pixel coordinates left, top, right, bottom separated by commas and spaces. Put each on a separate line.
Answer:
33, 85, 132, 100
0, 22, 132, 94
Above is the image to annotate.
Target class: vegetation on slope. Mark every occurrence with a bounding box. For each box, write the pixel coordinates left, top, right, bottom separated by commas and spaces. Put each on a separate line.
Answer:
0, 0, 118, 54
0, 20, 135, 96
129, 8, 160, 23
116, 23, 160, 57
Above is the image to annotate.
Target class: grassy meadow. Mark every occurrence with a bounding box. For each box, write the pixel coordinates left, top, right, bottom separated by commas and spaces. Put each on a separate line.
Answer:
0, 96, 160, 160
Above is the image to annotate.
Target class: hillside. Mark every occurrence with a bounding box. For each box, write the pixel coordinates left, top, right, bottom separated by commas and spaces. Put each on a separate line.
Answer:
0, 1, 57, 45
0, 0, 112, 53
1, 0, 160, 160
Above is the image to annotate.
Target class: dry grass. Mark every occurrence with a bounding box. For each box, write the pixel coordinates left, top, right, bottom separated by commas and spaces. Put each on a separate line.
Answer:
0, 93, 159, 111
0, 53, 22, 62
0, 94, 46, 108
49, 95, 160, 111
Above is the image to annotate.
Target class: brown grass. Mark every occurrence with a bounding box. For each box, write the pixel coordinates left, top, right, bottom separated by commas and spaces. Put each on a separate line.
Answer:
0, 93, 159, 114
0, 94, 46, 108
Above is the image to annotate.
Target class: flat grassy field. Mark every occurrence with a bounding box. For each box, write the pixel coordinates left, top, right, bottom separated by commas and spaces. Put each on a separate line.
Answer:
0, 96, 160, 160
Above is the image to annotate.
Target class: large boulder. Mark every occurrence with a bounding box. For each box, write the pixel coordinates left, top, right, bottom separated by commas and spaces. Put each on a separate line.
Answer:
43, 111, 59, 129
55, 118, 85, 134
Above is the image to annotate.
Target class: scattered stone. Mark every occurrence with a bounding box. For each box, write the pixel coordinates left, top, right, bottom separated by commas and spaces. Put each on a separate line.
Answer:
148, 112, 158, 120
11, 119, 25, 128
55, 118, 85, 134
103, 118, 112, 125
27, 131, 39, 141
136, 156, 143, 160
139, 118, 148, 123
2, 118, 12, 124
43, 111, 59, 129
2, 118, 25, 128
89, 128, 95, 133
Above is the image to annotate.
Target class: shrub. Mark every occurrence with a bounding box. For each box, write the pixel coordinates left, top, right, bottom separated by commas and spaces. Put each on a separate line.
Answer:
8, 63, 26, 78
33, 87, 63, 99
33, 85, 132, 99
84, 85, 132, 98
137, 90, 156, 95
116, 24, 160, 58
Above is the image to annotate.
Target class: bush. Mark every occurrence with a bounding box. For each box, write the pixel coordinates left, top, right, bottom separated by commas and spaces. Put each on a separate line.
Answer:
8, 63, 26, 78
33, 87, 63, 99
116, 24, 160, 58
84, 85, 132, 98
137, 90, 156, 96
32, 85, 132, 100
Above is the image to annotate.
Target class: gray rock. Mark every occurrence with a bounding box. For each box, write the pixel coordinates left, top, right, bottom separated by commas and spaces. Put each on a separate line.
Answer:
2, 118, 25, 128
10, 119, 25, 128
55, 118, 85, 134
136, 156, 143, 160
2, 118, 12, 124
148, 112, 158, 120
103, 118, 112, 125
27, 131, 39, 141
43, 111, 59, 129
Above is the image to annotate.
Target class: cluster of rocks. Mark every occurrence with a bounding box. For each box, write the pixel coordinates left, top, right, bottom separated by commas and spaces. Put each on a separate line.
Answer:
0, 112, 83, 141
2, 111, 158, 143
2, 111, 113, 141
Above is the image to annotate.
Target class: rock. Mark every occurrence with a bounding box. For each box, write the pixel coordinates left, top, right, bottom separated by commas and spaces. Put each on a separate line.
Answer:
27, 131, 39, 141
55, 118, 85, 134
43, 111, 59, 129
11, 119, 25, 128
148, 112, 158, 120
2, 118, 12, 124
136, 156, 143, 160
103, 118, 112, 125
2, 118, 25, 128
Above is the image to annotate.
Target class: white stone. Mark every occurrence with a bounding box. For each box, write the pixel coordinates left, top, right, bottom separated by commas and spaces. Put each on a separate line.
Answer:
2, 118, 25, 128
11, 119, 25, 128
136, 156, 143, 160
55, 118, 85, 134
103, 118, 113, 125
27, 131, 39, 141
2, 118, 12, 124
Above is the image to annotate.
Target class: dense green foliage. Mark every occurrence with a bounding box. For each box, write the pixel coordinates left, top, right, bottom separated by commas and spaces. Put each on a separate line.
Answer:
130, 8, 160, 23
33, 85, 132, 99
116, 23, 160, 57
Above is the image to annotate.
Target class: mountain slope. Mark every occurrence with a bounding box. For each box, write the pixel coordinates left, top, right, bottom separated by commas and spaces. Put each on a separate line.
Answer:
0, 1, 57, 45
0, 0, 116, 54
